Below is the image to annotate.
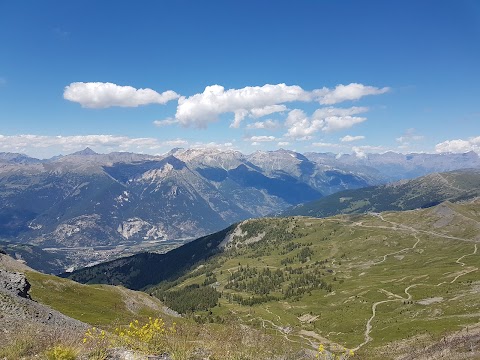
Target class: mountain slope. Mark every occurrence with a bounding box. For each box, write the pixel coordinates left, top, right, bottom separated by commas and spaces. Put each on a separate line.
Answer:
0, 148, 374, 272
64, 200, 480, 359
1, 148, 479, 273
64, 225, 235, 290
281, 169, 480, 217
0, 251, 171, 329
1, 251, 303, 360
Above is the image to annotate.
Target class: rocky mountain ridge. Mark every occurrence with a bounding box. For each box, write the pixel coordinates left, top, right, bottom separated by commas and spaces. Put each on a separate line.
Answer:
1, 148, 479, 273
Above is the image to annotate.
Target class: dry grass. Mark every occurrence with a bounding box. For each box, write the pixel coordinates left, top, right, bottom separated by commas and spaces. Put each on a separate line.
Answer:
0, 323, 83, 360
0, 318, 309, 360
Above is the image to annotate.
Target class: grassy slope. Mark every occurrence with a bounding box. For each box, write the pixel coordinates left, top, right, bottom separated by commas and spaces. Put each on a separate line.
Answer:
2, 259, 301, 360
26, 271, 167, 327
150, 200, 480, 359
64, 225, 234, 290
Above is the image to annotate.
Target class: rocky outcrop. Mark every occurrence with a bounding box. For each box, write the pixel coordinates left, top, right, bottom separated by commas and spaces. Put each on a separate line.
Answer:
0, 269, 31, 299
0, 264, 87, 332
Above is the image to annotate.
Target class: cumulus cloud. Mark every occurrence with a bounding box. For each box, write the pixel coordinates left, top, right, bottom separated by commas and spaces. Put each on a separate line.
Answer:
246, 119, 281, 130
64, 82, 179, 108
249, 105, 288, 118
435, 136, 480, 153
62, 81, 388, 129
0, 134, 189, 158
352, 145, 387, 158
175, 84, 310, 128
322, 115, 366, 132
173, 83, 387, 128
285, 107, 368, 138
320, 83, 389, 105
341, 135, 365, 142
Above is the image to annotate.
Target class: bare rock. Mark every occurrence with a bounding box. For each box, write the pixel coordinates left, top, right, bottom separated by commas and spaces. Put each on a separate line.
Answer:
0, 269, 31, 299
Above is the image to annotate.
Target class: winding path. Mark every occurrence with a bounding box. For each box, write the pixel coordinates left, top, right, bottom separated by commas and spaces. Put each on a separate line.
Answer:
351, 213, 479, 351
456, 244, 478, 266
353, 284, 420, 351
372, 234, 420, 265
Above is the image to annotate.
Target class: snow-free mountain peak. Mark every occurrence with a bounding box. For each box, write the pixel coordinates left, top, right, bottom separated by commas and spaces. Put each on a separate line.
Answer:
70, 147, 98, 156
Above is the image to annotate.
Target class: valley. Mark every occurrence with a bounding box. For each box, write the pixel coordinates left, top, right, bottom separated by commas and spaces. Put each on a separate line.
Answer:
1, 148, 480, 273
2, 149, 480, 358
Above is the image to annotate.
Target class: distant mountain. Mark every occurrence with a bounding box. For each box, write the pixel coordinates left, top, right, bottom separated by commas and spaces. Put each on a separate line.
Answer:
306, 151, 480, 181
281, 169, 480, 217
1, 148, 479, 270
0, 152, 42, 164
0, 148, 372, 252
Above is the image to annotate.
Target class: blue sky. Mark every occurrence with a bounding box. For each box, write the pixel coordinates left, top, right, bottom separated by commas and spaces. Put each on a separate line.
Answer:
1, 0, 479, 158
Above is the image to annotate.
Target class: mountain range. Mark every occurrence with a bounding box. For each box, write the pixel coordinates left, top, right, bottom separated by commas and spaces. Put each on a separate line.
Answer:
1, 148, 480, 272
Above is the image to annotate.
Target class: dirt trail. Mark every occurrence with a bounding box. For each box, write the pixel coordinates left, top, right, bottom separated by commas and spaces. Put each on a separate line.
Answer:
456, 243, 478, 266
353, 284, 420, 351
352, 213, 479, 352
373, 233, 420, 265
367, 213, 479, 244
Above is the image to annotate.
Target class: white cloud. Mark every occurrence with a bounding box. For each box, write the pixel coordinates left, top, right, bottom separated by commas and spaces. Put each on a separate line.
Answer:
352, 145, 387, 158
190, 141, 236, 150
153, 118, 179, 127
246, 135, 276, 142
175, 84, 311, 128
173, 83, 388, 128
0, 134, 189, 158
322, 116, 366, 132
435, 136, 480, 153
246, 119, 280, 130
320, 83, 389, 105
64, 82, 179, 108
352, 146, 367, 158
284, 109, 316, 138
249, 105, 288, 118
62, 81, 389, 132
312, 142, 341, 148
341, 135, 365, 142
278, 141, 290, 146
312, 106, 369, 118
285, 107, 368, 138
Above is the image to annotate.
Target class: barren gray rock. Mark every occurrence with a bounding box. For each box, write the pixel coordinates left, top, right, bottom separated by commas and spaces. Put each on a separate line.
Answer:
0, 269, 31, 298
0, 266, 87, 332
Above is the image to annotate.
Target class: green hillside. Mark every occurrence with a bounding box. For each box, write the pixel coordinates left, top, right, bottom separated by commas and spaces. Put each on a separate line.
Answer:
66, 199, 480, 359
26, 270, 167, 327
281, 169, 480, 218
2, 258, 300, 360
